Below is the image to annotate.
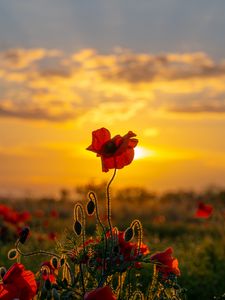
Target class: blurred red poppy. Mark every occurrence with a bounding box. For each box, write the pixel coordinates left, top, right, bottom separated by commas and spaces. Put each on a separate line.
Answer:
195, 202, 213, 218
87, 128, 138, 172
34, 209, 45, 218
48, 232, 57, 241
150, 247, 180, 278
0, 204, 31, 225
50, 209, 59, 218
0, 263, 37, 300
84, 286, 117, 300
19, 211, 31, 223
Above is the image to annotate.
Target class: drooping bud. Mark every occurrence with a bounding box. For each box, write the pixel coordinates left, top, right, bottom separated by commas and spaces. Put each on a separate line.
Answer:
51, 257, 58, 269
74, 220, 82, 235
60, 258, 65, 266
19, 226, 30, 244
87, 199, 95, 215
8, 249, 18, 260
124, 227, 134, 242
0, 267, 6, 279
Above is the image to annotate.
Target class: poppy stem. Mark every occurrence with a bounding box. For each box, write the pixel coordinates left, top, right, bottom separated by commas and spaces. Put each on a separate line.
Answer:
130, 219, 143, 256
15, 240, 61, 258
15, 240, 74, 284
88, 192, 105, 235
106, 168, 117, 236
89, 192, 108, 277
79, 262, 86, 296
147, 264, 158, 300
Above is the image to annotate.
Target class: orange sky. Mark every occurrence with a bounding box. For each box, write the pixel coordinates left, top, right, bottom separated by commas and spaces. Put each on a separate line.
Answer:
1, 0, 225, 197
1, 49, 225, 197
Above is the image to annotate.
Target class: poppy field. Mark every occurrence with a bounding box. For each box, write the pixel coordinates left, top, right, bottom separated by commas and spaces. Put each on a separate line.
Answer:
0, 128, 225, 299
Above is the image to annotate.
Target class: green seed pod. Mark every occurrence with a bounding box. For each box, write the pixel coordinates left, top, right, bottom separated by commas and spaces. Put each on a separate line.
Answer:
87, 199, 95, 215
8, 249, 18, 260
74, 220, 82, 235
124, 227, 134, 242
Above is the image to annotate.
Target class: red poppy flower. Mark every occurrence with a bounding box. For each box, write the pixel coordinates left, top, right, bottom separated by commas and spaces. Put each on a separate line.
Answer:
84, 286, 117, 300
87, 128, 138, 172
41, 261, 58, 283
150, 247, 180, 278
195, 202, 213, 218
0, 263, 37, 300
106, 229, 150, 263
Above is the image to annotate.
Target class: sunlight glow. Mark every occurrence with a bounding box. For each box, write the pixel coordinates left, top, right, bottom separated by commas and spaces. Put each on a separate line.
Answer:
134, 146, 156, 160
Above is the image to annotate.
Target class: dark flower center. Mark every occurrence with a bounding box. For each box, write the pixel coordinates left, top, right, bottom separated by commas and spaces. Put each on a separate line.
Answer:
102, 140, 118, 156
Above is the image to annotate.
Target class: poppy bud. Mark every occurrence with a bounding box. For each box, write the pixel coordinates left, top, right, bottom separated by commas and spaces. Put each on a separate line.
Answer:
19, 226, 30, 244
44, 278, 51, 290
87, 258, 96, 270
62, 278, 68, 288
51, 257, 58, 269
74, 220, 82, 235
87, 199, 95, 215
60, 258, 65, 266
8, 248, 18, 260
124, 227, 134, 242
0, 267, 6, 279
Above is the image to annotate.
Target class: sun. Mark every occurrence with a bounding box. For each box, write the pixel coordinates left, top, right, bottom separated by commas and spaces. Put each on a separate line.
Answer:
134, 146, 155, 160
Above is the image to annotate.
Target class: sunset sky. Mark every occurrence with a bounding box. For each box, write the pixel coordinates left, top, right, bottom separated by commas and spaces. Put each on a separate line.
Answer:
1, 0, 225, 197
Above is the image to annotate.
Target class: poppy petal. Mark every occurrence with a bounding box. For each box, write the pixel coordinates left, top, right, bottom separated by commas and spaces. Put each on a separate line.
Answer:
87, 128, 111, 152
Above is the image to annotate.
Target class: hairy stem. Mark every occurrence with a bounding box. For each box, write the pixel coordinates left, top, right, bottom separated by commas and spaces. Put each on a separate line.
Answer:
106, 168, 117, 236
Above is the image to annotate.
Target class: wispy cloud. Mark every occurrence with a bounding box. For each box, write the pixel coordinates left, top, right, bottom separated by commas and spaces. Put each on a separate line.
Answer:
1, 48, 225, 123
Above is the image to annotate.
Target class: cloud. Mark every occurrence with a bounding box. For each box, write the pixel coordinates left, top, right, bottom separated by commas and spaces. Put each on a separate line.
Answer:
100, 51, 225, 83
79, 99, 146, 124
0, 48, 61, 69
167, 104, 225, 114
0, 103, 77, 122
1, 48, 225, 123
